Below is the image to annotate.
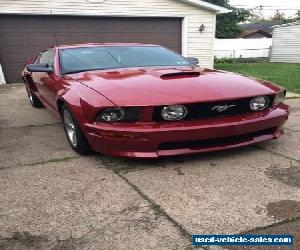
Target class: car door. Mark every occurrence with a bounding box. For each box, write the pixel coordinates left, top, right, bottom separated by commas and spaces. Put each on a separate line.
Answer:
32, 49, 58, 110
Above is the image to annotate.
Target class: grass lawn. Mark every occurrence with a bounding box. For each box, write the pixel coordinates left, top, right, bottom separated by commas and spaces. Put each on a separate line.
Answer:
215, 63, 300, 94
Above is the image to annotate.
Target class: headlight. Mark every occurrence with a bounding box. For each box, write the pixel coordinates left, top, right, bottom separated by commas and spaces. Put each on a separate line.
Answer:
250, 96, 270, 111
161, 105, 188, 121
96, 107, 141, 122
99, 108, 125, 122
273, 90, 286, 105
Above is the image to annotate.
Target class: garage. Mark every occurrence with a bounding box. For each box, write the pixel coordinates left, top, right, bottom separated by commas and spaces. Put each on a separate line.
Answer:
0, 0, 228, 83
0, 15, 182, 83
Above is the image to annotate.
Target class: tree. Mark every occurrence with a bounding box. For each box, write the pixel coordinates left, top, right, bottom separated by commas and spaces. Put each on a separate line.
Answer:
271, 10, 286, 21
204, 0, 230, 7
247, 14, 266, 23
273, 10, 300, 24
203, 0, 250, 38
295, 10, 300, 20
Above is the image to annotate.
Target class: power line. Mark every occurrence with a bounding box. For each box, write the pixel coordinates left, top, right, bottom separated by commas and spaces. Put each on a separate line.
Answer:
233, 5, 300, 10
234, 5, 300, 7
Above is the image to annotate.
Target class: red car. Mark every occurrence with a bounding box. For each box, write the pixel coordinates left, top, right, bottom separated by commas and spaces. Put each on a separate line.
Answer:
22, 43, 289, 158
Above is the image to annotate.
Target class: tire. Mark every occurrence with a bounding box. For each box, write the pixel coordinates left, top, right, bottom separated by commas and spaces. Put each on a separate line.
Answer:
25, 84, 44, 108
62, 105, 92, 155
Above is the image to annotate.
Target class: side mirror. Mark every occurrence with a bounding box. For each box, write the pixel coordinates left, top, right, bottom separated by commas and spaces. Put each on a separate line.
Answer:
26, 63, 53, 73
186, 57, 199, 65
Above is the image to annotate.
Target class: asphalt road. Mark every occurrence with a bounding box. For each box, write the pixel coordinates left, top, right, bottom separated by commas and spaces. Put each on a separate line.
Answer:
0, 84, 299, 250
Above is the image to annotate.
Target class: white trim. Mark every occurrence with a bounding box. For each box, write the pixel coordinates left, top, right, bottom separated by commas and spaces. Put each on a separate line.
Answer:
0, 0, 230, 15
0, 12, 188, 18
87, 0, 105, 2
180, 0, 230, 14
181, 17, 188, 56
272, 21, 300, 28
0, 64, 6, 85
84, 0, 230, 13
211, 13, 216, 68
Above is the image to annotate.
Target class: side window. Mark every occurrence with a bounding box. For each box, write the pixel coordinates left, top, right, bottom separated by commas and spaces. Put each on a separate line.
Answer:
36, 49, 55, 67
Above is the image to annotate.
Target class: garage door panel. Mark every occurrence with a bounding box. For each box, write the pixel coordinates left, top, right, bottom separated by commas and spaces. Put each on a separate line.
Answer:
2, 65, 24, 74
118, 22, 161, 32
27, 34, 56, 46
1, 33, 25, 45
54, 35, 75, 44
0, 15, 182, 83
0, 45, 25, 53
54, 33, 96, 44
90, 19, 123, 31
1, 64, 25, 82
0, 16, 24, 29
54, 18, 94, 30
65, 34, 98, 43
159, 23, 182, 31
24, 18, 54, 30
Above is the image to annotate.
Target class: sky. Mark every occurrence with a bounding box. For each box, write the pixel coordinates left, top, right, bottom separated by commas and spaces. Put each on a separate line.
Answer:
229, 0, 300, 19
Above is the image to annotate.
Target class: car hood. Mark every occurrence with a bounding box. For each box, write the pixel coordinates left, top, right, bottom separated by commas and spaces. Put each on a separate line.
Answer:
69, 66, 281, 106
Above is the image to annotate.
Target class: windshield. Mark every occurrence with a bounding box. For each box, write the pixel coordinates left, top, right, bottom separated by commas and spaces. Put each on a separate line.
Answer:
59, 46, 193, 74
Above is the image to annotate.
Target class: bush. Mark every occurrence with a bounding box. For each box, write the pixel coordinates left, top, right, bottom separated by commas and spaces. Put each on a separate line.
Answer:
214, 57, 269, 64
214, 57, 234, 64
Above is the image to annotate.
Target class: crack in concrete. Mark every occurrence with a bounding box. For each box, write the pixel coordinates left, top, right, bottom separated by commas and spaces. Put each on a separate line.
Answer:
253, 145, 300, 163
0, 231, 49, 249
0, 122, 61, 130
286, 97, 300, 100
238, 217, 300, 235
0, 156, 81, 171
284, 127, 300, 132
266, 163, 300, 188
107, 166, 203, 249
1, 155, 198, 248
22, 156, 82, 167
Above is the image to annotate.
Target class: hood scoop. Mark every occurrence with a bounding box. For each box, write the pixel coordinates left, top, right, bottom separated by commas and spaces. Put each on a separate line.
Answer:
160, 71, 201, 79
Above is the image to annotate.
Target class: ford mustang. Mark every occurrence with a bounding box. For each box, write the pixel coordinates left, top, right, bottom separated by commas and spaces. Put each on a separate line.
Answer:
22, 43, 289, 158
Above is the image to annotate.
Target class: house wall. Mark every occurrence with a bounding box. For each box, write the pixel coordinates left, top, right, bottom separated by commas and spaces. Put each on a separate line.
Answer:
270, 23, 300, 63
0, 0, 217, 68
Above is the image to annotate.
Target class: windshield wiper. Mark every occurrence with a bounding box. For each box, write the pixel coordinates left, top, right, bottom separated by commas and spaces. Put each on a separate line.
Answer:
63, 68, 106, 75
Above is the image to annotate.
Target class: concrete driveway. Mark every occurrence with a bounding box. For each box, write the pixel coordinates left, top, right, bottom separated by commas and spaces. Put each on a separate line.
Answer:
0, 84, 299, 250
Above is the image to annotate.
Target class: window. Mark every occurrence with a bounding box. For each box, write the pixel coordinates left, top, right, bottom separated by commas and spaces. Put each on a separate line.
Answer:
37, 49, 55, 66
60, 46, 193, 74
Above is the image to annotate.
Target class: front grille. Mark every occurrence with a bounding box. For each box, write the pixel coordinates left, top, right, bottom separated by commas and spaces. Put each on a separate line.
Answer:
153, 95, 275, 122
158, 127, 277, 151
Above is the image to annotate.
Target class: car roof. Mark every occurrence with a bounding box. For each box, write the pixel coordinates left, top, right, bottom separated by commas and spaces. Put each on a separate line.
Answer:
55, 43, 159, 49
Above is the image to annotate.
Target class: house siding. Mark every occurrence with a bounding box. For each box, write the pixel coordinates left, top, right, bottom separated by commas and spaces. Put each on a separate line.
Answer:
0, 0, 216, 68
270, 23, 300, 63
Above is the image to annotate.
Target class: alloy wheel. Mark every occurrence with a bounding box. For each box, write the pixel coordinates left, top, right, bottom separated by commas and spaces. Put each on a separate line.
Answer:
63, 109, 78, 147
26, 85, 34, 104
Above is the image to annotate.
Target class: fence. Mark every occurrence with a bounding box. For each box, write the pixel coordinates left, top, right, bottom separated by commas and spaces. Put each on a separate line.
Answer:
214, 38, 273, 59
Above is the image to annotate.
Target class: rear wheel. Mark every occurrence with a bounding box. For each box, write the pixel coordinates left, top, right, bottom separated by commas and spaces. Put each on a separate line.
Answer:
62, 105, 92, 155
25, 84, 44, 108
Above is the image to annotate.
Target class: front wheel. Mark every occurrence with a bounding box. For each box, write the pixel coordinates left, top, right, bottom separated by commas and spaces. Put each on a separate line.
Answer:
25, 84, 44, 108
62, 105, 92, 155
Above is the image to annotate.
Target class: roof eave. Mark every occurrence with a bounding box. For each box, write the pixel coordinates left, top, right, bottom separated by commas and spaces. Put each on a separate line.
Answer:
180, 0, 231, 14
272, 21, 300, 28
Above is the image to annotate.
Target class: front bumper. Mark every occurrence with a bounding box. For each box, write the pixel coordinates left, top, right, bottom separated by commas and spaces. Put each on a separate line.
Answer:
83, 104, 289, 158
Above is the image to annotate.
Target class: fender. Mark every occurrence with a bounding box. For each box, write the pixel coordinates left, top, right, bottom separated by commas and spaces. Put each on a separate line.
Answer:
56, 79, 115, 125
